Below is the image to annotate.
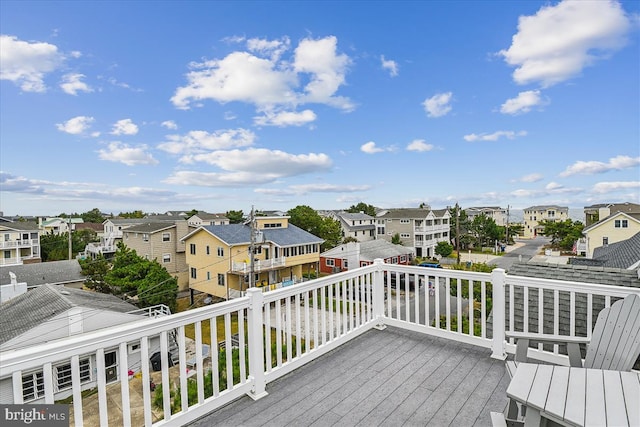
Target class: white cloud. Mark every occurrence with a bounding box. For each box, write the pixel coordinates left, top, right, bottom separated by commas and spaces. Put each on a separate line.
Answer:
560, 155, 640, 177
157, 128, 256, 155
381, 55, 398, 77
254, 109, 317, 127
110, 119, 139, 136
246, 36, 290, 61
500, 90, 545, 115
0, 35, 64, 92
499, 0, 632, 87
165, 170, 279, 187
423, 92, 453, 118
520, 173, 544, 183
463, 130, 527, 142
172, 36, 353, 112
545, 182, 563, 190
361, 141, 384, 154
181, 148, 332, 176
592, 181, 640, 193
56, 116, 95, 135
98, 142, 158, 166
60, 73, 93, 95
406, 139, 434, 152
161, 120, 178, 130
288, 183, 371, 194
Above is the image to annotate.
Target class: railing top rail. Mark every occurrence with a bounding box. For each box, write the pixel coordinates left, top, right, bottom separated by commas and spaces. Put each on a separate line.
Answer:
505, 274, 640, 297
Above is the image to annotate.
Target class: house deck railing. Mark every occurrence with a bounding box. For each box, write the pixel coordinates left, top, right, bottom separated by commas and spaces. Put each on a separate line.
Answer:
1, 260, 639, 426
231, 257, 286, 274
0, 239, 39, 249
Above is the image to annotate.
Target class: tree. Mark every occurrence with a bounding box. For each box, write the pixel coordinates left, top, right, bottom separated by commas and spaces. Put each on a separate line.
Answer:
391, 233, 402, 245
81, 243, 178, 312
346, 202, 376, 217
435, 241, 453, 258
287, 205, 342, 251
81, 208, 105, 223
118, 210, 145, 218
342, 236, 358, 243
539, 219, 584, 251
186, 209, 199, 218
225, 210, 244, 224
449, 208, 473, 250
470, 214, 500, 248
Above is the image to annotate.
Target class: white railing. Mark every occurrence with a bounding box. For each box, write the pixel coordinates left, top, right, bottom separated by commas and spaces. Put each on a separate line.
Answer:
231, 257, 286, 273
1, 261, 639, 426
127, 304, 173, 318
0, 239, 39, 249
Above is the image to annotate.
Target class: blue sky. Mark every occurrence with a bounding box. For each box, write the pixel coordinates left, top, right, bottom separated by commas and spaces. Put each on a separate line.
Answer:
1, 0, 639, 217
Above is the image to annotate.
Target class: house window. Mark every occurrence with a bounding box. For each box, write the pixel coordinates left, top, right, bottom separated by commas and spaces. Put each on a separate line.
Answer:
56, 359, 91, 391
22, 371, 44, 401
190, 244, 196, 255
603, 237, 609, 246
400, 255, 406, 262
615, 220, 628, 228
4, 251, 10, 259
326, 259, 335, 267
217, 247, 224, 257
392, 257, 398, 263
218, 274, 225, 286
142, 234, 149, 242
206, 245, 210, 255
162, 233, 170, 242
128, 343, 141, 354
190, 267, 197, 279
207, 271, 211, 280
162, 253, 171, 263
343, 259, 348, 268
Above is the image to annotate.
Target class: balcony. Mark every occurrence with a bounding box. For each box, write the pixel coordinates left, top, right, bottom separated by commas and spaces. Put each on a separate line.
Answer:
1, 262, 638, 426
231, 257, 286, 274
0, 239, 39, 249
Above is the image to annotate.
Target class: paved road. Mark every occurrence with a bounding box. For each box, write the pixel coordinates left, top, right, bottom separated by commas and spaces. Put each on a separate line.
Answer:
488, 236, 550, 271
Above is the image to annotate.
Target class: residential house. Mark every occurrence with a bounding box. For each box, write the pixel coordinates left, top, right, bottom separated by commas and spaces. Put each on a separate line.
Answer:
320, 239, 414, 274
188, 212, 230, 227
569, 231, 640, 270
522, 205, 569, 238
583, 202, 640, 227
181, 216, 323, 300
325, 211, 376, 242
0, 284, 171, 403
0, 221, 41, 267
376, 207, 450, 258
581, 211, 640, 257
121, 221, 191, 291
39, 217, 83, 235
465, 206, 508, 226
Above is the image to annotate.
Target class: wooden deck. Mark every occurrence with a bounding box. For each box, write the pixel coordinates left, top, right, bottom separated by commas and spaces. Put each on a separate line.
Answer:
189, 326, 510, 426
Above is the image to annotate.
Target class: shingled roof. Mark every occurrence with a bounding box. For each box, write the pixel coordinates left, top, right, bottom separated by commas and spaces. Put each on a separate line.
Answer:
187, 223, 324, 247
0, 284, 138, 345
0, 259, 85, 287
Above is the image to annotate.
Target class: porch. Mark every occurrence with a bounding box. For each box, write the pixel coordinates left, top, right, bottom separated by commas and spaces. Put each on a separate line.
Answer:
1, 261, 638, 426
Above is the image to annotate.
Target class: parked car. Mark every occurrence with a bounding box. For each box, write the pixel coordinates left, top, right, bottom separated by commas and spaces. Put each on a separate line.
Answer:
418, 262, 442, 268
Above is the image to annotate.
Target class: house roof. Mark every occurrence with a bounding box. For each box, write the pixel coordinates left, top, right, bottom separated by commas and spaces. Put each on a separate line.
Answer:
378, 208, 449, 219
321, 240, 413, 261
338, 212, 374, 221
123, 222, 177, 233
75, 222, 104, 232
0, 221, 39, 231
0, 259, 86, 287
523, 205, 568, 212
591, 231, 640, 269
0, 284, 138, 345
507, 261, 640, 287
193, 212, 228, 220
184, 223, 324, 247
584, 202, 640, 213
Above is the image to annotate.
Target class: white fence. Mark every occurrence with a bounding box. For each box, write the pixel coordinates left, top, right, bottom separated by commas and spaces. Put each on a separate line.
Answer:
1, 260, 638, 426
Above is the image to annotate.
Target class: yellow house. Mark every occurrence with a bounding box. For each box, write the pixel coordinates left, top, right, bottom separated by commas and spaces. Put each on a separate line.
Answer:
181, 216, 324, 300
522, 205, 569, 238
582, 211, 640, 257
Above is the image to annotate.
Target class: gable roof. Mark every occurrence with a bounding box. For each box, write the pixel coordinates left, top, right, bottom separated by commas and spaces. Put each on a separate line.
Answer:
193, 212, 228, 221
591, 232, 640, 269
378, 208, 450, 219
0, 221, 39, 232
507, 262, 640, 288
75, 222, 104, 232
0, 259, 85, 287
523, 205, 568, 212
123, 222, 177, 233
183, 223, 324, 247
0, 284, 138, 345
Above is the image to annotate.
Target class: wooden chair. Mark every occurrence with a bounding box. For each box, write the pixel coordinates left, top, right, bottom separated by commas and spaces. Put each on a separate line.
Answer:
503, 293, 640, 424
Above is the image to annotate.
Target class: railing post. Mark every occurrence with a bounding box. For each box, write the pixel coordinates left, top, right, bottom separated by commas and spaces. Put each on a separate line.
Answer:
490, 268, 507, 360
372, 258, 386, 330
246, 288, 268, 400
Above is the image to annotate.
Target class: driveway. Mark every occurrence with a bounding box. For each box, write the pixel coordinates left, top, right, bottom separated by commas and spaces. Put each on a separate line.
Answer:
488, 237, 550, 271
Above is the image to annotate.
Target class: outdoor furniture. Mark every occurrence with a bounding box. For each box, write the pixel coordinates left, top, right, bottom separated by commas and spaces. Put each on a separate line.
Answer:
507, 362, 640, 426
503, 293, 640, 423
186, 343, 210, 370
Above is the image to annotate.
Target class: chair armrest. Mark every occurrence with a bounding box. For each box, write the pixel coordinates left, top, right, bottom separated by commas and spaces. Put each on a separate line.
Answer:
505, 332, 589, 366
505, 331, 590, 345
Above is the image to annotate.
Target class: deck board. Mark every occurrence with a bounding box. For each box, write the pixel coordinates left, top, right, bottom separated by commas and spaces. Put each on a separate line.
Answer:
189, 327, 510, 427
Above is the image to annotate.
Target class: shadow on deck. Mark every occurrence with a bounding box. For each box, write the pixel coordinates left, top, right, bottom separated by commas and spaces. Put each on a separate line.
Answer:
189, 326, 510, 427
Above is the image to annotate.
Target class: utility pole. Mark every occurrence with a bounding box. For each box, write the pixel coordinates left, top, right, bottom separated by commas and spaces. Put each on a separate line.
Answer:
455, 203, 460, 265
505, 205, 510, 245
68, 218, 73, 260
